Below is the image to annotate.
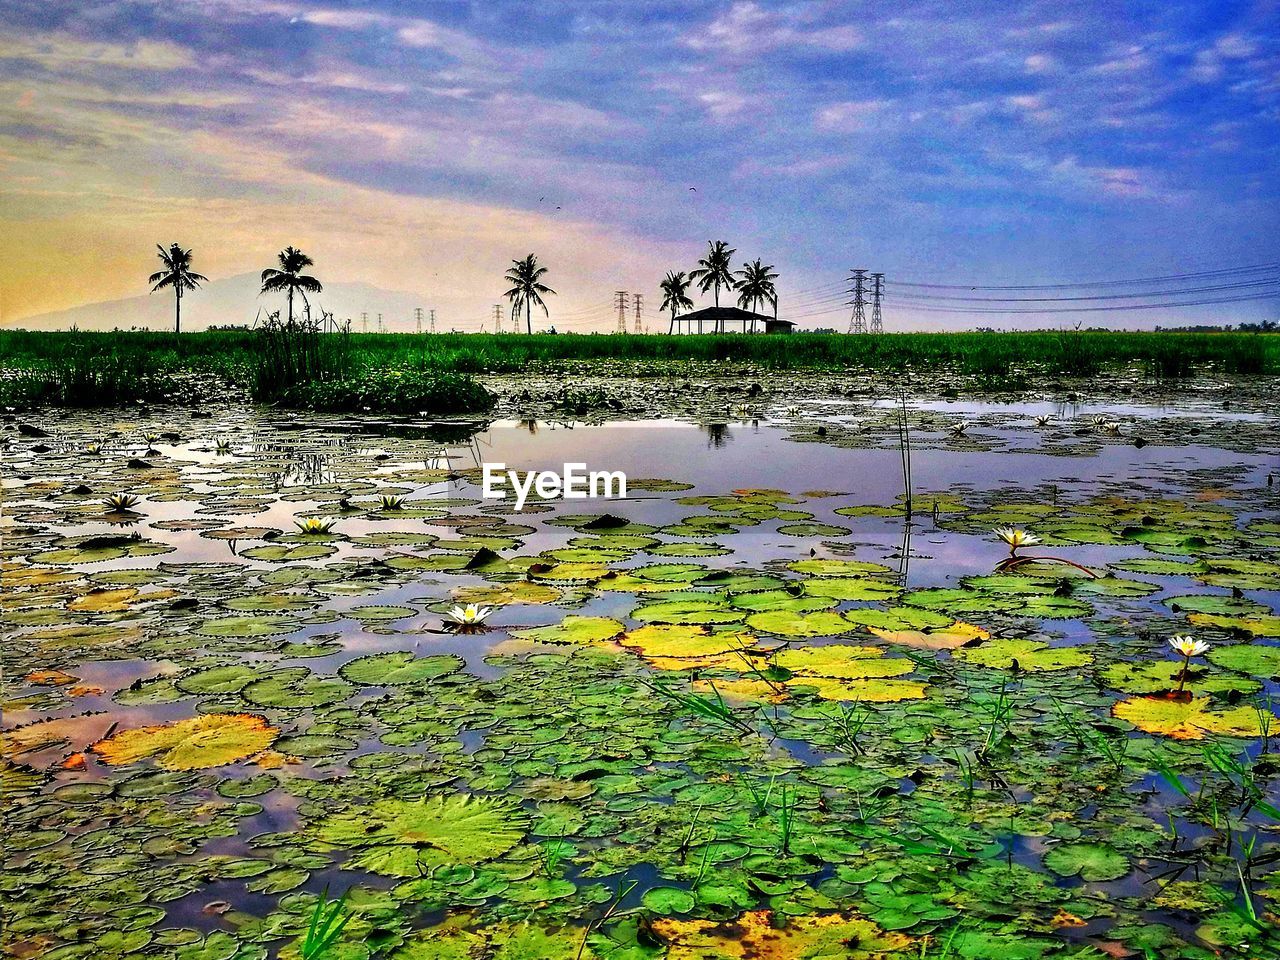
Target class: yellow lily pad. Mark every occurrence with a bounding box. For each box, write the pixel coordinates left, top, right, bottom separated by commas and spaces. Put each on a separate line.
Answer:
867, 620, 987, 650
1111, 696, 1271, 740
92, 713, 279, 769
651, 909, 910, 959
773, 645, 915, 680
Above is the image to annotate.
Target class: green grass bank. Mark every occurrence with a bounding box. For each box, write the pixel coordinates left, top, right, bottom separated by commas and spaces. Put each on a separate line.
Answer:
1, 328, 1275, 410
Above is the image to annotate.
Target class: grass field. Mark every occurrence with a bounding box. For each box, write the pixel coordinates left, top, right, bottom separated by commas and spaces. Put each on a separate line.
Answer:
1, 328, 1276, 410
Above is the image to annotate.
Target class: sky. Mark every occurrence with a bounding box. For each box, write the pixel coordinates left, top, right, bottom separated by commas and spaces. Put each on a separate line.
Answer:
0, 0, 1277, 331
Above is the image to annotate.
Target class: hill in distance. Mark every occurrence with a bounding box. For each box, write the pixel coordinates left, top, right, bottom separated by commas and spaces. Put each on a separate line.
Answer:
9, 273, 450, 333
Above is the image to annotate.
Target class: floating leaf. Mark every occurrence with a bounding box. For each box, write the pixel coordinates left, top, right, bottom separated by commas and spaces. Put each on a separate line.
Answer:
746, 610, 851, 637
954, 638, 1092, 672
1111, 696, 1270, 740
1043, 842, 1129, 882
339, 653, 464, 685
509, 616, 625, 645
317, 795, 526, 864
92, 713, 277, 770
650, 909, 909, 959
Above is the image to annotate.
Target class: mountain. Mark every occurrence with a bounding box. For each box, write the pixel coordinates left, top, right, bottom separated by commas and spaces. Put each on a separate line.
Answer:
10, 273, 444, 333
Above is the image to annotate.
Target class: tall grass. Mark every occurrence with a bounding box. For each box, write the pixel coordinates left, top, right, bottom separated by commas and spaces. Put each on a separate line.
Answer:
0, 328, 1274, 409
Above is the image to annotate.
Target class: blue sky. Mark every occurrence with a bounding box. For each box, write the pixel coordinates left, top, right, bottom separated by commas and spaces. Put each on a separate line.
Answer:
1, 0, 1277, 329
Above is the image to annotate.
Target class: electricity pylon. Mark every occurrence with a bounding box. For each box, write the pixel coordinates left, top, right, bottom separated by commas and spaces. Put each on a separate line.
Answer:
414, 307, 423, 334
633, 293, 644, 334
847, 269, 868, 334
870, 273, 884, 334
615, 291, 629, 333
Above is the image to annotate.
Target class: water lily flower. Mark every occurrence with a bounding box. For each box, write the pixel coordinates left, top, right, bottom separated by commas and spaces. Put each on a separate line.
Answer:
994, 527, 1040, 555
1035, 415, 1051, 427
949, 421, 970, 436
294, 517, 335, 535
444, 604, 492, 632
1170, 635, 1209, 693
1169, 635, 1210, 659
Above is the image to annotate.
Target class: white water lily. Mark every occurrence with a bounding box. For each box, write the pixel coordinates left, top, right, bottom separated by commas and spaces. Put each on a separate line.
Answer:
949, 421, 970, 435
445, 604, 493, 631
994, 527, 1040, 554
1169, 635, 1210, 659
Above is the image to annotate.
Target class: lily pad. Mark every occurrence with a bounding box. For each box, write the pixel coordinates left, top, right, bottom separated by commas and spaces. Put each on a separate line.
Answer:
92, 713, 277, 770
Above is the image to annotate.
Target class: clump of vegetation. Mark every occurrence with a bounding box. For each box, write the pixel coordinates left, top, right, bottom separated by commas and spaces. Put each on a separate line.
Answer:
290, 369, 494, 415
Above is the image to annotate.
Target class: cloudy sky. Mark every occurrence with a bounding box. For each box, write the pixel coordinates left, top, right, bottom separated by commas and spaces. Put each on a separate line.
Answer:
1, 0, 1277, 330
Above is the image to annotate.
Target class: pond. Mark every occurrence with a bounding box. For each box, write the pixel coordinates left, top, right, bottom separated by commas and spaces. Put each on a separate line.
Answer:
3, 397, 1279, 959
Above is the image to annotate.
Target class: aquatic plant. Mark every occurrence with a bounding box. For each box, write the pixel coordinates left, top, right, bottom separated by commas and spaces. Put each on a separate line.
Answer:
85, 441, 101, 455
1171, 634, 1211, 693
215, 438, 232, 454
443, 603, 493, 632
994, 526, 1040, 556
378, 494, 406, 511
300, 887, 352, 960
991, 526, 1099, 577
294, 517, 336, 535
103, 493, 140, 513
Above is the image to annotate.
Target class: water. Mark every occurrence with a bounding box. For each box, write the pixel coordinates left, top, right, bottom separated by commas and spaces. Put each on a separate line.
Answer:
3, 401, 1279, 958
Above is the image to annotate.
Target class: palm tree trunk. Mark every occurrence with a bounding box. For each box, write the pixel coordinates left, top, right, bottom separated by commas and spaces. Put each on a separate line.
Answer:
526, 300, 532, 335
288, 288, 294, 326
175, 287, 181, 335
668, 308, 675, 335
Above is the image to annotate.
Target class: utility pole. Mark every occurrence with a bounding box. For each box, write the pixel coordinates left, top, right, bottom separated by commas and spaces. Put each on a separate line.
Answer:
633, 293, 644, 334
414, 307, 424, 334
614, 291, 629, 333
847, 269, 868, 334
493, 304, 502, 334
429, 309, 436, 334
361, 311, 368, 334
870, 273, 884, 334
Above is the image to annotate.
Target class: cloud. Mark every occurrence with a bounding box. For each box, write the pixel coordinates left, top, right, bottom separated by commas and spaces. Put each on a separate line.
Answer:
813, 99, 889, 132
684, 2, 862, 57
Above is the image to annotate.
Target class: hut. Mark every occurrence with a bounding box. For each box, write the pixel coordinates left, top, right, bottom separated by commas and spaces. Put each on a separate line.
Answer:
670, 306, 783, 334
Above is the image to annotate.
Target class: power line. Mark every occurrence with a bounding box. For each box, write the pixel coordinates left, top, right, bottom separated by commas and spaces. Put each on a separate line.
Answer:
893, 261, 1280, 291
893, 276, 1280, 303
889, 285, 1280, 314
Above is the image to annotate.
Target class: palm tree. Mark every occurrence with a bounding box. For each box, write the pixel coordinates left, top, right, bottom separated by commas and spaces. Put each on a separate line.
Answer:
659, 271, 695, 334
689, 240, 736, 330
503, 254, 556, 334
734, 259, 779, 333
148, 243, 207, 335
260, 247, 323, 325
